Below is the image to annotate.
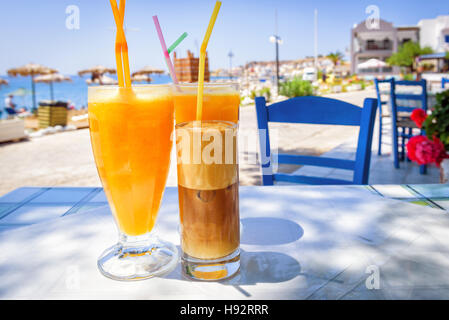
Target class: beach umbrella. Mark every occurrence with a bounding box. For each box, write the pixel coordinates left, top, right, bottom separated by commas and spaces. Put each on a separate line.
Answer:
0, 78, 8, 87
132, 66, 165, 77
131, 74, 152, 83
8, 88, 32, 97
78, 65, 116, 85
357, 59, 387, 70
7, 63, 57, 110
34, 74, 72, 101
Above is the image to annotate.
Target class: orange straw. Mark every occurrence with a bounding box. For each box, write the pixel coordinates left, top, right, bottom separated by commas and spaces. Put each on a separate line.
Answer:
113, 0, 125, 87
110, 0, 131, 87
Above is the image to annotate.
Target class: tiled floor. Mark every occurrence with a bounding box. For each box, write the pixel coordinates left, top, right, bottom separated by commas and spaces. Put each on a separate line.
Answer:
0, 187, 107, 231
292, 116, 441, 185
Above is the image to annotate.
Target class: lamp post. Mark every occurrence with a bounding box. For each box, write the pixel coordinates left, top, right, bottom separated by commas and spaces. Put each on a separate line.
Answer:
269, 35, 283, 94
228, 50, 234, 80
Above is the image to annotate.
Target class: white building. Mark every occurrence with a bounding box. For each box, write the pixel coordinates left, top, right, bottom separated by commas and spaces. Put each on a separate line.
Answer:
418, 15, 449, 53
350, 15, 449, 76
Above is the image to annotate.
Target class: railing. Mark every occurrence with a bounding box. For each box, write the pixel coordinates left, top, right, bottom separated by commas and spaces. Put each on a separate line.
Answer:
358, 67, 393, 74
365, 42, 393, 51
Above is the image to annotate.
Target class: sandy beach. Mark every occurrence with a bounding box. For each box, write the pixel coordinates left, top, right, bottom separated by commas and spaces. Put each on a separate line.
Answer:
0, 90, 376, 196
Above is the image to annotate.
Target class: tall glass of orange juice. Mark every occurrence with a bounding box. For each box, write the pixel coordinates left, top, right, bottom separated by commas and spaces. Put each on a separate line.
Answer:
173, 83, 240, 124
88, 85, 178, 281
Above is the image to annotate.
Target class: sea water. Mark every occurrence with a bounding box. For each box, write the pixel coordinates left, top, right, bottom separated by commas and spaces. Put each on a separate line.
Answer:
0, 74, 173, 119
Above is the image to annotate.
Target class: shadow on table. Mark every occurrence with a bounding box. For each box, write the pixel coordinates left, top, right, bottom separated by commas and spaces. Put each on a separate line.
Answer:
163, 248, 301, 295
240, 217, 304, 245
163, 217, 303, 290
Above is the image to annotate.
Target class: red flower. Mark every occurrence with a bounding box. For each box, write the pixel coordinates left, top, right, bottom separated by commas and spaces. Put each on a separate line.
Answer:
407, 135, 448, 167
410, 109, 427, 128
407, 135, 427, 163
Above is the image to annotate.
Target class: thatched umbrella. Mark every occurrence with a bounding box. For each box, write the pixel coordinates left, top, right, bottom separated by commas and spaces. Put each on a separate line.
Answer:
0, 78, 8, 87
132, 66, 165, 77
7, 63, 57, 110
131, 74, 152, 83
78, 65, 116, 85
34, 74, 72, 101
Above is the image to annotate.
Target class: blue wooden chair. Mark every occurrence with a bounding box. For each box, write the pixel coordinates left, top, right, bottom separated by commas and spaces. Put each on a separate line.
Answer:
390, 78, 428, 174
255, 96, 377, 185
442, 78, 449, 89
374, 78, 394, 156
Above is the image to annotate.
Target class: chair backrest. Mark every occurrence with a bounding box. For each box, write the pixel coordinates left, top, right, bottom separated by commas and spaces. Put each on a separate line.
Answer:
374, 78, 393, 102
255, 96, 378, 186
390, 79, 428, 114
443, 78, 449, 89
374, 78, 393, 114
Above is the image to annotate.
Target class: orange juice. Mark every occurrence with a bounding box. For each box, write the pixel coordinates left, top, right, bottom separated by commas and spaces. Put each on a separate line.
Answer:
174, 84, 240, 124
88, 85, 173, 236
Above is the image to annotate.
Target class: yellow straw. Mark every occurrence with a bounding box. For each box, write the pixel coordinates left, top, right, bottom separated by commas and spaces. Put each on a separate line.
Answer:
196, 1, 222, 121
110, 0, 132, 87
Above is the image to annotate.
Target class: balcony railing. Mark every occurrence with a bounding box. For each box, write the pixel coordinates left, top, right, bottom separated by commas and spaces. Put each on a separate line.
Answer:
358, 67, 393, 74
365, 42, 393, 51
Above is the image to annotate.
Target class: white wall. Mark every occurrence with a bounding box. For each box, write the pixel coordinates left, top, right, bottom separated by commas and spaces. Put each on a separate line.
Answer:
418, 15, 449, 51
397, 30, 419, 43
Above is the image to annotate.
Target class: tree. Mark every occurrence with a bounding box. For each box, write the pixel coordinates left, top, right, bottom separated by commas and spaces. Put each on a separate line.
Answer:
387, 41, 433, 73
327, 51, 344, 66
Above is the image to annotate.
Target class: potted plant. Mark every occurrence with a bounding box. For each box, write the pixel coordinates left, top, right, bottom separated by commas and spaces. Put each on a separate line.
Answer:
407, 89, 449, 183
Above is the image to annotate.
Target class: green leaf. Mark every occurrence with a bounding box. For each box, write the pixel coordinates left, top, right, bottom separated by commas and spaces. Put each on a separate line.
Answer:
423, 89, 449, 150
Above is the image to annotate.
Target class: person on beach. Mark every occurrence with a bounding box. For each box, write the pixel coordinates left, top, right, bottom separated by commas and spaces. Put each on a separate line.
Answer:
4, 94, 28, 116
4, 94, 16, 111
4, 94, 19, 117
67, 100, 76, 110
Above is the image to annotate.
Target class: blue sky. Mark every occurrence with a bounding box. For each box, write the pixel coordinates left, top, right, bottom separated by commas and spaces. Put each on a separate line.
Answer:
0, 0, 447, 75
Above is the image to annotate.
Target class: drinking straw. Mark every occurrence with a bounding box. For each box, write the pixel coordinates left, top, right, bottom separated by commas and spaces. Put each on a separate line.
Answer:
112, 0, 125, 87
110, 0, 132, 87
153, 15, 181, 84
196, 1, 222, 121
167, 32, 188, 54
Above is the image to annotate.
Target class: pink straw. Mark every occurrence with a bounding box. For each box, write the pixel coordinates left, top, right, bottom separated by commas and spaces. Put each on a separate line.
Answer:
153, 15, 179, 84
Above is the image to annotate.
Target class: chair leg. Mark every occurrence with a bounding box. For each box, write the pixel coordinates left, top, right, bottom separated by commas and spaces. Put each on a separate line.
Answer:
400, 127, 406, 162
378, 114, 382, 156
420, 164, 427, 175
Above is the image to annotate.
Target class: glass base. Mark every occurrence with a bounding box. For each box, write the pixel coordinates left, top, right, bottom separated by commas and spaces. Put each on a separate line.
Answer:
182, 248, 240, 281
98, 232, 178, 281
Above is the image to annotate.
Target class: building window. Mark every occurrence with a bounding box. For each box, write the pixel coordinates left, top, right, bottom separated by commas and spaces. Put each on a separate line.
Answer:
367, 40, 376, 50
402, 38, 411, 44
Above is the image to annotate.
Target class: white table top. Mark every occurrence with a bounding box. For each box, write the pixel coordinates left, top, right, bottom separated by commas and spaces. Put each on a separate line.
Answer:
1, 185, 449, 300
